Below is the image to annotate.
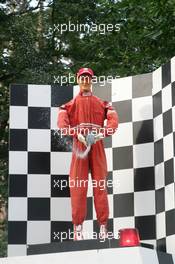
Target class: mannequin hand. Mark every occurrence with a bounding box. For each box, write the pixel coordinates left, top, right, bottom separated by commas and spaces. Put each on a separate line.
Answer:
94, 133, 104, 143
77, 133, 87, 147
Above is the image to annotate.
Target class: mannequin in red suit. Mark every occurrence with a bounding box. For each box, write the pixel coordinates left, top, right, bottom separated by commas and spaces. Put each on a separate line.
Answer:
58, 68, 119, 240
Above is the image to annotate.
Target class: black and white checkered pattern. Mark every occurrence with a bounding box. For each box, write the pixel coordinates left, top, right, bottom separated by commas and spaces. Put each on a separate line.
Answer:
8, 56, 175, 257
153, 57, 175, 253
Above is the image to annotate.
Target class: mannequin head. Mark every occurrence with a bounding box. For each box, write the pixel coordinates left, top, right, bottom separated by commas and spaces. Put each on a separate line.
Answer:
77, 73, 92, 92
76, 68, 94, 92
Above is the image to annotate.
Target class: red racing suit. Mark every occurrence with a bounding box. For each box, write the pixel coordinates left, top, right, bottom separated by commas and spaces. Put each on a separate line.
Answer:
57, 90, 119, 226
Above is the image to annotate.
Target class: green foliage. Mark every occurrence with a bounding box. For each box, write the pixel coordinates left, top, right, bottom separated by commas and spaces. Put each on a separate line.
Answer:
0, 0, 175, 257
0, 218, 8, 257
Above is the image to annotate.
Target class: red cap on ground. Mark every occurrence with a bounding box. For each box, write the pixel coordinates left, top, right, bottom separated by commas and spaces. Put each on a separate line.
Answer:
77, 68, 94, 78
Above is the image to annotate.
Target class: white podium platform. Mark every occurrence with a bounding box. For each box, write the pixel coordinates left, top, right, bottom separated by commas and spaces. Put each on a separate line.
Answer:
1, 245, 175, 264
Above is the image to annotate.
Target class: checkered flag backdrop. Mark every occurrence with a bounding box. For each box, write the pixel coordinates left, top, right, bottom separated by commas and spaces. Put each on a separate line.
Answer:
8, 56, 175, 256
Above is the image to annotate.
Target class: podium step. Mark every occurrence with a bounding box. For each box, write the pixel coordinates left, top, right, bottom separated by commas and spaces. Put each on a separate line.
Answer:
1, 243, 174, 264
27, 238, 154, 255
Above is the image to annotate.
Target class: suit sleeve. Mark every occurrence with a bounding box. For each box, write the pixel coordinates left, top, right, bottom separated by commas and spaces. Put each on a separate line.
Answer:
102, 101, 119, 137
57, 102, 77, 137
57, 104, 70, 135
